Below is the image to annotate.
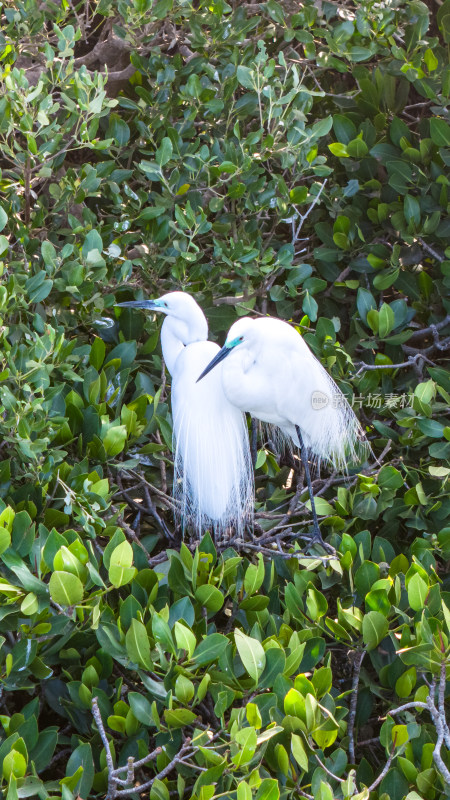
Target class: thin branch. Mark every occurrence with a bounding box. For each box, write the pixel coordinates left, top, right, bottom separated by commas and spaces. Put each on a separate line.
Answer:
389, 668, 450, 788
114, 739, 196, 797
348, 651, 365, 763
427, 691, 450, 787
143, 483, 176, 541
92, 698, 116, 800
292, 180, 327, 244
417, 237, 444, 263
403, 336, 450, 358
366, 743, 396, 792
355, 352, 435, 376
312, 750, 345, 782
407, 314, 450, 341
92, 697, 192, 799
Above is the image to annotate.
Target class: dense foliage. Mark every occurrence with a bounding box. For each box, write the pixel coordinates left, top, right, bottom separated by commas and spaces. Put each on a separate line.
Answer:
0, 0, 449, 798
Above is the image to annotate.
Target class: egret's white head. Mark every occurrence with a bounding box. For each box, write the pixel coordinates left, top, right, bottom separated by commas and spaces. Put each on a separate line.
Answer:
117, 291, 208, 344
118, 291, 198, 318
197, 317, 257, 382
223, 317, 255, 350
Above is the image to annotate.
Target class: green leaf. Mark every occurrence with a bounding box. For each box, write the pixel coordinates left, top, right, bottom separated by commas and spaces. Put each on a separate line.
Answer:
328, 142, 349, 157
333, 114, 356, 144
255, 778, 280, 800
192, 633, 229, 665
407, 572, 428, 611
234, 629, 266, 684
49, 571, 83, 606
244, 553, 265, 595
125, 618, 152, 670
103, 424, 127, 457
195, 584, 224, 613
156, 137, 173, 166
232, 727, 257, 766
378, 465, 404, 490
362, 611, 389, 650
0, 207, 7, 233
378, 303, 395, 338
429, 117, 450, 146
3, 751, 27, 781
417, 418, 445, 438
348, 46, 373, 61
238, 781, 252, 800
152, 612, 175, 654
404, 194, 420, 225
174, 621, 196, 659
290, 186, 308, 204
302, 290, 318, 322
66, 743, 94, 800
108, 541, 136, 588
90, 338, 105, 370
0, 235, 8, 256
357, 288, 376, 323
151, 779, 170, 800
306, 586, 328, 620
0, 527, 11, 555
128, 692, 154, 726
291, 733, 308, 771
107, 114, 130, 145
347, 136, 368, 157
164, 708, 197, 728
41, 240, 57, 268
284, 688, 306, 719
236, 65, 255, 90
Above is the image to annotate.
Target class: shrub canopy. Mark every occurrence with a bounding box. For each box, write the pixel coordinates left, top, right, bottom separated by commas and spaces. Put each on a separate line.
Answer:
0, 0, 449, 798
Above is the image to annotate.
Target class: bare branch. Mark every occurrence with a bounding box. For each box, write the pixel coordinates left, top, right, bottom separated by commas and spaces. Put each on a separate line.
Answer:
408, 314, 450, 341
389, 670, 450, 788
417, 237, 445, 263
348, 651, 365, 763
115, 739, 196, 797
367, 743, 396, 792
92, 697, 117, 800
291, 180, 327, 244
355, 352, 435, 376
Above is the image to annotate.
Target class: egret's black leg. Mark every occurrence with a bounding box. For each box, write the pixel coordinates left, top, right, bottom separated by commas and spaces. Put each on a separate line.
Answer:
250, 417, 258, 469
295, 425, 324, 546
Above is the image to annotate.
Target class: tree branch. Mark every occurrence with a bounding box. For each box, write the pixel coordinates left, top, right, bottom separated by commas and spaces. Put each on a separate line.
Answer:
348, 651, 365, 763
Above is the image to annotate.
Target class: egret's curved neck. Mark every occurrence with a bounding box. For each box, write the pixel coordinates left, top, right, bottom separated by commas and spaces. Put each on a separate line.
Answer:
161, 310, 208, 375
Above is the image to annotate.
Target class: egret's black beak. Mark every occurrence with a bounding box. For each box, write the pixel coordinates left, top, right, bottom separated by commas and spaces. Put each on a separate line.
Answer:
196, 345, 231, 383
116, 300, 160, 310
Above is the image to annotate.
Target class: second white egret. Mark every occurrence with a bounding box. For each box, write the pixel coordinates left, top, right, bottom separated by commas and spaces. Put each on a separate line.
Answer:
118, 293, 253, 539
198, 315, 366, 545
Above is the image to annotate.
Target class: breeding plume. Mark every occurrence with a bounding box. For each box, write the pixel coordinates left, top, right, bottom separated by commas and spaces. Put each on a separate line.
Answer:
117, 293, 253, 538
198, 316, 366, 544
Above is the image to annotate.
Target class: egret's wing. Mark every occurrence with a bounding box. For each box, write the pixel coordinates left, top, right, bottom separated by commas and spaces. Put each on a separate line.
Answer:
171, 342, 253, 537
273, 346, 366, 470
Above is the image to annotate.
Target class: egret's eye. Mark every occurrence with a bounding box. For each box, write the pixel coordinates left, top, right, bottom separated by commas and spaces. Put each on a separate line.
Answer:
239, 336, 244, 341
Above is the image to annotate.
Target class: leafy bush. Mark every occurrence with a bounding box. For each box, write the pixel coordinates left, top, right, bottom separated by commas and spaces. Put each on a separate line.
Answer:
0, 0, 449, 798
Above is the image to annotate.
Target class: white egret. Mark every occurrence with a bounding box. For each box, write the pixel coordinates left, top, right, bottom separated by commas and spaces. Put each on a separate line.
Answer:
117, 293, 253, 538
197, 315, 366, 545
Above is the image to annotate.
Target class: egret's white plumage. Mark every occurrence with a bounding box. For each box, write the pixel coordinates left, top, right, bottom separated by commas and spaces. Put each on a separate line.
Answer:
197, 316, 366, 549
118, 293, 253, 538
202, 316, 365, 471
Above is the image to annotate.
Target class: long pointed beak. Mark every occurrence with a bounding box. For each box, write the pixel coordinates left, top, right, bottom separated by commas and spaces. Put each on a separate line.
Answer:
116, 300, 160, 310
196, 345, 231, 383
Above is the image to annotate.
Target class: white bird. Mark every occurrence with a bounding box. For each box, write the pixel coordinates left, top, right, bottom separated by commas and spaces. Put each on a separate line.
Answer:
197, 315, 366, 545
117, 292, 253, 539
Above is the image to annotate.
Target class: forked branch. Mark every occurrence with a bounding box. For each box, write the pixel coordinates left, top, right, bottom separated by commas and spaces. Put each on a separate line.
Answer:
92, 697, 198, 799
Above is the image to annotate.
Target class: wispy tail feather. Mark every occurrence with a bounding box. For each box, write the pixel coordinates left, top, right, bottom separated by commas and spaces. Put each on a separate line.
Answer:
171, 343, 254, 539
